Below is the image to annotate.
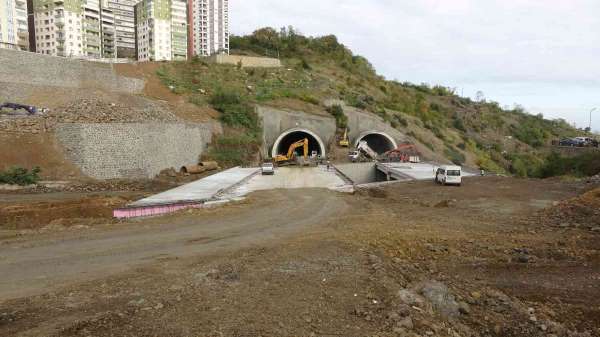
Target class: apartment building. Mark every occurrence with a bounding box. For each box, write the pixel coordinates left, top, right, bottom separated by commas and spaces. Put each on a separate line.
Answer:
170, 0, 186, 59
187, 0, 228, 57
135, 0, 187, 61
105, 0, 134, 58
0, 0, 30, 50
32, 0, 84, 57
30, 0, 115, 58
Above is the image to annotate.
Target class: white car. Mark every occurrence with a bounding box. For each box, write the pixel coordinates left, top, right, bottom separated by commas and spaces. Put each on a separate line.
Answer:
435, 165, 462, 186
261, 162, 275, 175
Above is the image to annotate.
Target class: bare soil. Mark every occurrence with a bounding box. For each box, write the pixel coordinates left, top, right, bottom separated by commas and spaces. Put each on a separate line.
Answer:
0, 132, 84, 180
0, 177, 598, 337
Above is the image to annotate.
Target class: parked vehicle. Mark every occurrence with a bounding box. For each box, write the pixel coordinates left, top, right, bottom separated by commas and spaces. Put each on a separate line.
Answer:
261, 162, 275, 175
435, 165, 462, 186
575, 137, 599, 147
559, 138, 582, 147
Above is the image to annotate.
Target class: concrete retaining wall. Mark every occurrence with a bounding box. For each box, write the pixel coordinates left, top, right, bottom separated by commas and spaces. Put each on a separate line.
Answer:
344, 106, 409, 145
257, 106, 337, 157
208, 54, 281, 68
0, 49, 144, 94
335, 163, 377, 184
56, 122, 218, 180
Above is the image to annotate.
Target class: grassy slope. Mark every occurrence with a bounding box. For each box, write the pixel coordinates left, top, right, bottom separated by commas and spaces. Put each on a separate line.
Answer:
156, 27, 590, 176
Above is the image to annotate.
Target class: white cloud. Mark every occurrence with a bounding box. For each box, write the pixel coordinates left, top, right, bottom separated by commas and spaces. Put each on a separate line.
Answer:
231, 0, 600, 131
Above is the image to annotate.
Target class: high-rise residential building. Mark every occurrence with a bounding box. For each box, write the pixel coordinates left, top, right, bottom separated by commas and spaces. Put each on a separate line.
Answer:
106, 0, 135, 58
99, 0, 116, 58
83, 0, 104, 58
0, 0, 30, 50
30, 0, 115, 58
32, 0, 85, 57
135, 0, 187, 61
170, 0, 186, 59
187, 0, 228, 57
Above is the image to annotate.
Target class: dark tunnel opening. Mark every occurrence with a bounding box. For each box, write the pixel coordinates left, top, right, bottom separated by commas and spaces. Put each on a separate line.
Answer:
358, 134, 395, 154
275, 131, 323, 157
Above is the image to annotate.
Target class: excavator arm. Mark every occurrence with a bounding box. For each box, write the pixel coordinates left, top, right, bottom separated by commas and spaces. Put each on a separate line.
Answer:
275, 138, 309, 163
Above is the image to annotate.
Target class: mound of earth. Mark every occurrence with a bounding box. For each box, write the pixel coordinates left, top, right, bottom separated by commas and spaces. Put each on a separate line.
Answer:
540, 187, 600, 230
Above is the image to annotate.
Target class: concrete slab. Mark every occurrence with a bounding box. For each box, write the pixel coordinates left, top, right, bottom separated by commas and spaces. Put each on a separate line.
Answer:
129, 167, 259, 207
378, 162, 476, 181
225, 166, 347, 198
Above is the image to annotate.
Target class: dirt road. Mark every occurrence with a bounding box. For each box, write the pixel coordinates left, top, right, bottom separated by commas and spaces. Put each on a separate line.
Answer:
0, 189, 347, 301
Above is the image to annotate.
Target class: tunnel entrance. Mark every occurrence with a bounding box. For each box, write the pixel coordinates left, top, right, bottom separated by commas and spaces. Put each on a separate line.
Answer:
355, 132, 397, 154
272, 128, 327, 158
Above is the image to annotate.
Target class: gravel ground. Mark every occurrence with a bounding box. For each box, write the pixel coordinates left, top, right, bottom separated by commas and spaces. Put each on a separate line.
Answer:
0, 177, 598, 337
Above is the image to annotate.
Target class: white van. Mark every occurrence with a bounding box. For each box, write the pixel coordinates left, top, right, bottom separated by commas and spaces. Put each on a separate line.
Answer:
435, 165, 462, 186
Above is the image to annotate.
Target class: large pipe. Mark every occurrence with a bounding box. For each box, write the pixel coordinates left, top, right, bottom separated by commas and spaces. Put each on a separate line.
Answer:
199, 161, 218, 171
180, 165, 206, 174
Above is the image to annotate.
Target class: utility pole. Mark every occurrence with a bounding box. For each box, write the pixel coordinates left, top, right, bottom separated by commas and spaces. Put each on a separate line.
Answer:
590, 108, 597, 131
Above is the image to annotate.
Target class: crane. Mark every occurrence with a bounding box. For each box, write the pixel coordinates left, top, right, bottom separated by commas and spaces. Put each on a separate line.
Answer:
275, 138, 309, 164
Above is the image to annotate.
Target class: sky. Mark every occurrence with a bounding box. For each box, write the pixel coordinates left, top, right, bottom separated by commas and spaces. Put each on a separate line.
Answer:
230, 0, 600, 131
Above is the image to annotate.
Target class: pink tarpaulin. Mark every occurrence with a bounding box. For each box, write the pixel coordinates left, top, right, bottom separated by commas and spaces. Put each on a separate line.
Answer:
113, 203, 204, 219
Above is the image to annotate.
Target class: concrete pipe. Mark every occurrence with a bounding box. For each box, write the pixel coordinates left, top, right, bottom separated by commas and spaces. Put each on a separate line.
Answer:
199, 161, 218, 171
180, 165, 206, 174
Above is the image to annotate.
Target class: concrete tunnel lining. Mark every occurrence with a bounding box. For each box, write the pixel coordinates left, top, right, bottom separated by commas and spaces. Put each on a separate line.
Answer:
271, 128, 327, 158
354, 131, 398, 154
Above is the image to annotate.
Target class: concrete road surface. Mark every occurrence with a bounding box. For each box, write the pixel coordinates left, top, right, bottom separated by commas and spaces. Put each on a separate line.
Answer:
0, 189, 347, 301
227, 166, 347, 198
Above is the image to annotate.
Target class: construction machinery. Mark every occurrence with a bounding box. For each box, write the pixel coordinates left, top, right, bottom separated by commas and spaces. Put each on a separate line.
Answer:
349, 140, 379, 162
383, 143, 421, 163
275, 138, 309, 165
0, 102, 47, 115
338, 128, 349, 147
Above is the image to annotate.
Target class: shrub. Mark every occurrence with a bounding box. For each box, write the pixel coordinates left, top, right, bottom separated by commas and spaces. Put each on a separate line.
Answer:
444, 146, 466, 165
210, 89, 242, 108
299, 94, 319, 105
452, 117, 466, 132
508, 154, 544, 177
326, 104, 348, 128
206, 134, 260, 167
538, 152, 600, 178
393, 114, 408, 127
300, 58, 311, 70
0, 167, 41, 186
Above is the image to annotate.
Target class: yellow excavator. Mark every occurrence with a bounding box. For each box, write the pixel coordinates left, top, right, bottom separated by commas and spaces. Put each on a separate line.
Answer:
339, 128, 349, 147
275, 138, 309, 165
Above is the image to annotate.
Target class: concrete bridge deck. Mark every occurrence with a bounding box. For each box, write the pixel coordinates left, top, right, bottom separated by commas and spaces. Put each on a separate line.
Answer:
376, 162, 476, 181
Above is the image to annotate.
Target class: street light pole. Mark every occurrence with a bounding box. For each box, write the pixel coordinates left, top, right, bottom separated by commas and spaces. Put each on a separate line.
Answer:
590, 108, 597, 131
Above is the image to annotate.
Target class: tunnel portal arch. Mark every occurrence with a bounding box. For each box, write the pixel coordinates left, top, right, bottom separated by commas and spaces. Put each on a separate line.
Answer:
354, 131, 398, 154
271, 128, 327, 158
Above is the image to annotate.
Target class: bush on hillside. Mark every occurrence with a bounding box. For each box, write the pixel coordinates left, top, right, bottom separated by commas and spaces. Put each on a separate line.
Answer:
206, 134, 261, 168
538, 152, 600, 178
210, 89, 260, 135
444, 146, 466, 165
0, 167, 41, 186
452, 116, 467, 132
326, 104, 348, 129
